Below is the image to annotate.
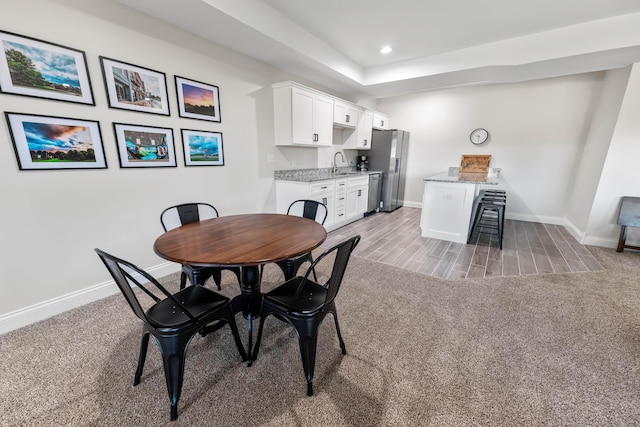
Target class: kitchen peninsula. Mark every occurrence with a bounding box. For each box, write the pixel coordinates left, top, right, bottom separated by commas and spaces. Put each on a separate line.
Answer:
421, 170, 501, 243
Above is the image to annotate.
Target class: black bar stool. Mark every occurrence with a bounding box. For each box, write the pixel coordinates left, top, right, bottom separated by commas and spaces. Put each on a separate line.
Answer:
468, 190, 507, 249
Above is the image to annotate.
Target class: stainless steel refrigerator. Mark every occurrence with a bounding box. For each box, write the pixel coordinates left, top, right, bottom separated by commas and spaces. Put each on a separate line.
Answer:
360, 129, 410, 212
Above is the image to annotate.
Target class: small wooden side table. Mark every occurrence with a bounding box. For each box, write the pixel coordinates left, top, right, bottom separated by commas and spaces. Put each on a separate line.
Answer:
616, 196, 640, 252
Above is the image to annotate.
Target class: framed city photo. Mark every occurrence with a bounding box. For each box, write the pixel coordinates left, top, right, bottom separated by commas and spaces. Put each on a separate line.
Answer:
0, 30, 94, 104
5, 112, 106, 170
113, 123, 176, 168
175, 76, 221, 122
100, 56, 170, 115
181, 129, 225, 166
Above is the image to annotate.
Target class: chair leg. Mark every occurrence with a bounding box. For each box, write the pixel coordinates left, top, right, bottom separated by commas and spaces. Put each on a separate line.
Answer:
223, 306, 248, 362
211, 269, 222, 290
179, 272, 187, 290
294, 319, 321, 396
330, 307, 347, 355
252, 312, 268, 363
156, 334, 192, 421
134, 332, 150, 386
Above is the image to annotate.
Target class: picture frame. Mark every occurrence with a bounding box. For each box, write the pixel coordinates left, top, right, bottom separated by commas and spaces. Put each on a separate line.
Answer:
175, 76, 221, 122
0, 30, 94, 104
5, 112, 106, 170
181, 129, 225, 166
100, 56, 170, 115
113, 123, 176, 168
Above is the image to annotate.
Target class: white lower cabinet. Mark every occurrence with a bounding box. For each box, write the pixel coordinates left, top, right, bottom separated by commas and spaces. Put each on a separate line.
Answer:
346, 176, 369, 220
276, 175, 370, 231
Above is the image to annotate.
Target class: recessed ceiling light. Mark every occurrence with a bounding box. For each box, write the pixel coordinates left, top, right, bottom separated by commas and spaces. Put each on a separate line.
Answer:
380, 46, 393, 54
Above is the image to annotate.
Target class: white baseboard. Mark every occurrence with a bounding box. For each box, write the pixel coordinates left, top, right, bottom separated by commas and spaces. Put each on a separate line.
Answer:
0, 262, 179, 335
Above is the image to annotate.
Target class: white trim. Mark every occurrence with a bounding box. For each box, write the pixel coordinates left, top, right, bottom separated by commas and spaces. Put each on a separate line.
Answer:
0, 262, 179, 335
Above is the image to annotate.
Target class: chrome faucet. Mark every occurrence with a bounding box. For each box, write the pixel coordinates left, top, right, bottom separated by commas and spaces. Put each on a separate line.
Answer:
333, 151, 345, 174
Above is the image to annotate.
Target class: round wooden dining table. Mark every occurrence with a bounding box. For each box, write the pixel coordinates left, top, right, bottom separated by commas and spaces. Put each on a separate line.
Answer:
153, 213, 327, 360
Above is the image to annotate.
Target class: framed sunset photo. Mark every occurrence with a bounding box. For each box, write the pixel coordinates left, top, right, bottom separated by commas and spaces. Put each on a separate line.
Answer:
181, 129, 225, 166
175, 76, 221, 122
0, 30, 94, 104
5, 112, 106, 170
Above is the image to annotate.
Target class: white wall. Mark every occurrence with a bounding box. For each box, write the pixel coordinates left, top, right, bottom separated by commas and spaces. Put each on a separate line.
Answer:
2, 0, 638, 333
586, 63, 640, 246
375, 74, 606, 225
0, 0, 300, 328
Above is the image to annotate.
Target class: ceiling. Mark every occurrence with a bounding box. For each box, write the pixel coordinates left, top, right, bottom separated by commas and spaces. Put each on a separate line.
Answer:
116, 0, 640, 99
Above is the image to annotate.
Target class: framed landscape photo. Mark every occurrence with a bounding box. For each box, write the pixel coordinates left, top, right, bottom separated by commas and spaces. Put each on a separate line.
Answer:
175, 76, 221, 122
0, 30, 94, 104
181, 129, 225, 166
113, 123, 176, 168
5, 112, 106, 170
100, 56, 170, 115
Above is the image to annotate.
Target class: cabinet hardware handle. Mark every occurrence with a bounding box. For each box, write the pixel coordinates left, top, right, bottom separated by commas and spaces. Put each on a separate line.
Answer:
321, 186, 328, 189
322, 197, 327, 204
346, 114, 350, 123
358, 189, 362, 196
363, 139, 368, 146
381, 120, 384, 126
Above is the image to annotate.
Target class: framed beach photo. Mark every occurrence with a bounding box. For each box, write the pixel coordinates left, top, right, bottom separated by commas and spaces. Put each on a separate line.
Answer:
100, 56, 170, 115
5, 112, 106, 170
181, 129, 225, 166
175, 76, 221, 122
0, 30, 94, 104
113, 123, 176, 168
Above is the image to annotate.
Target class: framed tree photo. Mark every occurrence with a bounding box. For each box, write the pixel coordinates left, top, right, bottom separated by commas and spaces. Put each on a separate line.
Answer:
113, 123, 176, 168
0, 30, 94, 104
5, 112, 106, 170
175, 76, 221, 122
100, 56, 170, 115
181, 129, 225, 166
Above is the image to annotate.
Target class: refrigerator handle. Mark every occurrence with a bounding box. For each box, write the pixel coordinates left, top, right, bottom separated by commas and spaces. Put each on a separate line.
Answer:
395, 158, 400, 173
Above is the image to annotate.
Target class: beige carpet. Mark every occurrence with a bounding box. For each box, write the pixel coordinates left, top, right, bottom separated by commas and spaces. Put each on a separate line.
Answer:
1, 246, 640, 426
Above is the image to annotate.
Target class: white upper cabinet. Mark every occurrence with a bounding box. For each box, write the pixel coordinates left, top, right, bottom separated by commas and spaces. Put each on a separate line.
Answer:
373, 111, 390, 130
333, 100, 358, 128
273, 82, 334, 147
356, 109, 373, 150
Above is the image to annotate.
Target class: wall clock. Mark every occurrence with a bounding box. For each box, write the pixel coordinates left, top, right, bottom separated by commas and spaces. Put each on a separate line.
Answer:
470, 128, 489, 145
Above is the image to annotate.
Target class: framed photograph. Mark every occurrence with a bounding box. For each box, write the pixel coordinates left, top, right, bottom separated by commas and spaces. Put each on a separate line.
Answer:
113, 123, 176, 168
175, 76, 221, 122
100, 56, 169, 115
5, 112, 106, 170
0, 30, 94, 104
181, 129, 225, 166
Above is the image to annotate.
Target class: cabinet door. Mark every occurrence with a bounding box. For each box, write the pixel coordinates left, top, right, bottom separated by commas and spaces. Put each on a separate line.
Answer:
312, 193, 334, 226
357, 110, 373, 149
334, 101, 358, 127
291, 88, 315, 145
373, 112, 390, 130
314, 94, 334, 146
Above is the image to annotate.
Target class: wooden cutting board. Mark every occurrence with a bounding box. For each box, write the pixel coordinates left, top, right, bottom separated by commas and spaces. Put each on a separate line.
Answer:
460, 154, 491, 173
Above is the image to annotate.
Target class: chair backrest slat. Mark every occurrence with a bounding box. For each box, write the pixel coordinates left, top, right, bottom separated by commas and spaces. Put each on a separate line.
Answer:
95, 249, 198, 324
287, 199, 328, 225
296, 235, 360, 304
160, 203, 219, 231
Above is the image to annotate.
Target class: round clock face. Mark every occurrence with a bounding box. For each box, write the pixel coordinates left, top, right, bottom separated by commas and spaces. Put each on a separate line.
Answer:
470, 128, 489, 145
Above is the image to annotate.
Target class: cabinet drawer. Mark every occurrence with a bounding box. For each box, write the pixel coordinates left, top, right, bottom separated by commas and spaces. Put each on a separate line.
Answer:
335, 191, 346, 207
310, 180, 334, 195
335, 207, 346, 222
347, 175, 369, 187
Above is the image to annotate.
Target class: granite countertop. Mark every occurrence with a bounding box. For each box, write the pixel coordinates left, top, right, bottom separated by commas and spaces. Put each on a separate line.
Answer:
275, 168, 381, 182
424, 170, 500, 185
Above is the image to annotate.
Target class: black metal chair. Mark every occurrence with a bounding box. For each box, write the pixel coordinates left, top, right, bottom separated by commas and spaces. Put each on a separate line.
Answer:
160, 203, 241, 290
95, 249, 247, 421
253, 235, 360, 396
265, 199, 328, 281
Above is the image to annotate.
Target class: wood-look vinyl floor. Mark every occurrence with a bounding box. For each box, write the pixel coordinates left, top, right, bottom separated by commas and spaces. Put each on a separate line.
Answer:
323, 207, 604, 280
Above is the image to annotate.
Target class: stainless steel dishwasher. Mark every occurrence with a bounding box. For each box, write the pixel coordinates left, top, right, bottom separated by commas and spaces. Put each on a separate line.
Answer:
367, 172, 382, 214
